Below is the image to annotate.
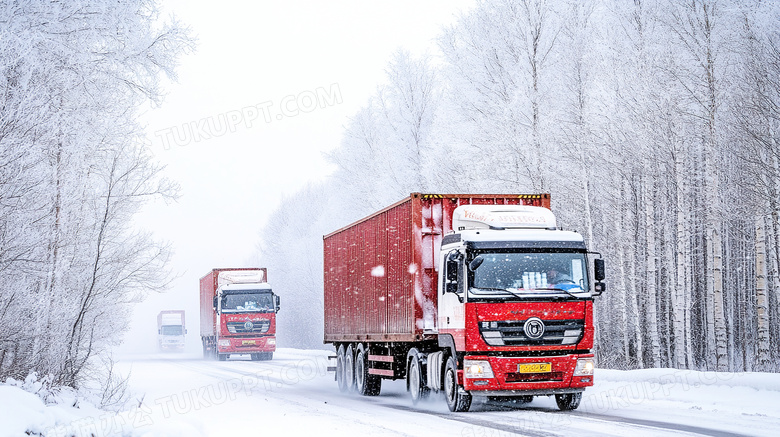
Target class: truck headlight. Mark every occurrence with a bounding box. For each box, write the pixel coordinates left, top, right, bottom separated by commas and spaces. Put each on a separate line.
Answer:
464, 359, 494, 379
218, 339, 231, 347
267, 338, 276, 345
573, 358, 595, 376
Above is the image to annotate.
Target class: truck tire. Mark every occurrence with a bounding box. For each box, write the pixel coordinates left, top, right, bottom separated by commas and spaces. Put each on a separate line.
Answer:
444, 356, 471, 412
250, 353, 260, 361
344, 344, 356, 392
336, 345, 348, 392
218, 353, 227, 361
555, 392, 582, 411
263, 352, 273, 360
407, 349, 429, 404
355, 345, 381, 396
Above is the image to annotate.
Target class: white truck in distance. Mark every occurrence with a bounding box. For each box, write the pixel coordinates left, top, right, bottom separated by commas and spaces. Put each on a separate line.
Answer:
157, 310, 186, 351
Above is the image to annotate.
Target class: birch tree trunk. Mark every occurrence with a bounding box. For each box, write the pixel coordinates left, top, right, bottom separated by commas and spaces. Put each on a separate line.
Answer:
673, 141, 688, 368
628, 180, 643, 368
619, 183, 631, 364
755, 215, 770, 370
644, 175, 661, 368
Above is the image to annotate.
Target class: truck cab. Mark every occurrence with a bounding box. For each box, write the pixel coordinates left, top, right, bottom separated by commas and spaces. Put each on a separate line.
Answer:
436, 205, 604, 410
201, 268, 280, 361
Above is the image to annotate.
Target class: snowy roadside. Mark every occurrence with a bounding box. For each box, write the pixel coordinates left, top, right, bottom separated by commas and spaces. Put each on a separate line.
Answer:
2, 350, 780, 437
0, 373, 201, 437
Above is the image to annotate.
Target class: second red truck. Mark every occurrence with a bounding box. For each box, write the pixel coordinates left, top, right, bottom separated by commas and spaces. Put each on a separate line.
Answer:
324, 193, 605, 411
200, 268, 280, 361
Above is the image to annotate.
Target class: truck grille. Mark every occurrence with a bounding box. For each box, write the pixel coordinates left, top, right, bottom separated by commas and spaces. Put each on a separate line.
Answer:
227, 320, 270, 334
480, 319, 584, 346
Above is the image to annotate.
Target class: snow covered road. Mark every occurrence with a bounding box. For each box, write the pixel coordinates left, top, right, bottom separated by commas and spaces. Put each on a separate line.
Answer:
48, 349, 780, 436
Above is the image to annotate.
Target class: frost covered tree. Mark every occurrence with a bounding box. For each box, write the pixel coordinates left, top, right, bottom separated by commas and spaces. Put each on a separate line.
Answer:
0, 0, 190, 389
438, 0, 562, 192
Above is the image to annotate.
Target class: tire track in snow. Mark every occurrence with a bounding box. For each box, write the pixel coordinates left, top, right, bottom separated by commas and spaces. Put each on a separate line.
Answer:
157, 356, 752, 437
564, 411, 754, 437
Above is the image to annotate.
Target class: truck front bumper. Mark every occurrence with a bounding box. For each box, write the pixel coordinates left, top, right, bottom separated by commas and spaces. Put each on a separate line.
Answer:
462, 353, 594, 394
217, 336, 276, 353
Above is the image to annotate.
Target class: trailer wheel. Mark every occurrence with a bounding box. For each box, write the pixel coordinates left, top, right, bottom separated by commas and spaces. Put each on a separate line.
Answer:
344, 344, 356, 392
355, 344, 381, 396
444, 356, 471, 412
407, 350, 429, 404
336, 345, 348, 392
555, 392, 582, 411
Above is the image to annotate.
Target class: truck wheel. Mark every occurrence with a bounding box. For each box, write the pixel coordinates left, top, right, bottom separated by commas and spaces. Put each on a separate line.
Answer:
407, 351, 429, 404
336, 345, 348, 392
344, 344, 356, 392
444, 357, 471, 412
555, 392, 582, 411
355, 345, 381, 396
250, 353, 259, 361
218, 353, 227, 361
264, 352, 273, 360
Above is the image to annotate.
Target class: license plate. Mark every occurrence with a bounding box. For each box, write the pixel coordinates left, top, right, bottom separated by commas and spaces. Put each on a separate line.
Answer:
242, 340, 256, 346
518, 363, 551, 373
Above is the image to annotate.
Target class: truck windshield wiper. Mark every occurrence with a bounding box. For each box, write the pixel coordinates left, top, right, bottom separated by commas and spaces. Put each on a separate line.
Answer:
534, 287, 583, 299
470, 287, 528, 300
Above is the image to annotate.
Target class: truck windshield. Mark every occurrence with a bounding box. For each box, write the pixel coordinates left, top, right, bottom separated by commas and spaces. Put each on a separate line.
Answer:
468, 251, 589, 299
222, 292, 274, 313
161, 325, 183, 335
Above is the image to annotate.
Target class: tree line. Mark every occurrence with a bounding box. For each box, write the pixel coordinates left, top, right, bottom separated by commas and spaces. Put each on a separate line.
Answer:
256, 0, 780, 372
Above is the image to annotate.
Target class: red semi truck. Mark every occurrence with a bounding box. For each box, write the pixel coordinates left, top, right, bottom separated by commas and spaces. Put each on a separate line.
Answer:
324, 193, 605, 411
200, 268, 280, 361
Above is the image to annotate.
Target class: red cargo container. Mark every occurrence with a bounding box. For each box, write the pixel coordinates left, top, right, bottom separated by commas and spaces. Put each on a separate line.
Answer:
324, 193, 550, 343
324, 193, 604, 412
200, 267, 279, 361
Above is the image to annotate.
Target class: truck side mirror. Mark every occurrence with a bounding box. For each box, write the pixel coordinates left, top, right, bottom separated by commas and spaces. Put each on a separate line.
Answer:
213, 296, 218, 311
158, 329, 161, 334
594, 259, 605, 282
275, 295, 281, 312
446, 259, 458, 282
593, 258, 606, 296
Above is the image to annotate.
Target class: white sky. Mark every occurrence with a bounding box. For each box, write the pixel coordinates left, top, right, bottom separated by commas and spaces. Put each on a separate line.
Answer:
121, 0, 475, 354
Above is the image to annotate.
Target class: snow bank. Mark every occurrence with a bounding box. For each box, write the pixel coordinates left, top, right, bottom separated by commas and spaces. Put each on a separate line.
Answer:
0, 375, 203, 437
0, 385, 53, 437
0, 378, 109, 437
597, 367, 780, 391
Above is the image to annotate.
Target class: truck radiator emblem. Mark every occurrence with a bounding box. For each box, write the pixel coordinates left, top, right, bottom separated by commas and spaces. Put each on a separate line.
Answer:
244, 321, 254, 330
523, 317, 545, 339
